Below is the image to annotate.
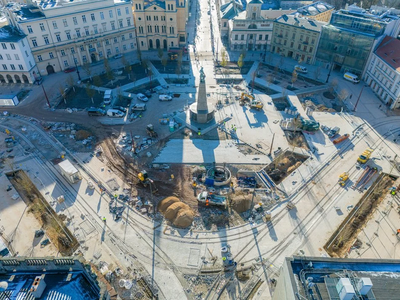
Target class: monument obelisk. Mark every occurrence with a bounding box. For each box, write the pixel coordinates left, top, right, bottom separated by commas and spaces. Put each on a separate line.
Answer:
190, 67, 215, 123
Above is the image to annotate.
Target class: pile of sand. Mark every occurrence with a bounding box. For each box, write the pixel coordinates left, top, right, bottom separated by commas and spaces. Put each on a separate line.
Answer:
158, 197, 194, 228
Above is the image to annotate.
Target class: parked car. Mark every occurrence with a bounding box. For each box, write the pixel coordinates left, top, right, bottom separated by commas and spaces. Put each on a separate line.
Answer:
137, 93, 149, 102
64, 67, 76, 73
328, 126, 340, 138
144, 90, 153, 97
88, 107, 106, 116
159, 94, 173, 101
132, 104, 147, 111
294, 65, 308, 73
112, 106, 127, 112
343, 72, 360, 83
107, 109, 125, 118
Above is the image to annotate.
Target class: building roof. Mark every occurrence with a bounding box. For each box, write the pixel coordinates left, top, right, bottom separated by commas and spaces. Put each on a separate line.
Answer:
13, 5, 45, 21
275, 14, 326, 31
281, 256, 400, 300
375, 36, 400, 72
248, 0, 262, 4
297, 1, 333, 17
0, 25, 26, 42
0, 257, 100, 300
221, 1, 243, 20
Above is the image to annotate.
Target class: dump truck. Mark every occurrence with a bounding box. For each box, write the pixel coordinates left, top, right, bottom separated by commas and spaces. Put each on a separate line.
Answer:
338, 172, 349, 186
357, 148, 373, 164
197, 191, 227, 207
250, 100, 263, 110
333, 134, 349, 145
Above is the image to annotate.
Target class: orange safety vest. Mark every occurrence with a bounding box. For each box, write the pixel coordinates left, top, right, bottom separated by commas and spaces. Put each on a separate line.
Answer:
205, 199, 209, 206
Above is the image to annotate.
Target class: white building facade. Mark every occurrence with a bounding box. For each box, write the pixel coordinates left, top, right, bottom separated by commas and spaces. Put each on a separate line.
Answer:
364, 36, 400, 110
6, 0, 137, 75
133, 0, 188, 51
0, 25, 39, 84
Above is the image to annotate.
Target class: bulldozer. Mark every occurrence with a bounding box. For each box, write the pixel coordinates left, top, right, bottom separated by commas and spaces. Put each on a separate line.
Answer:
338, 172, 349, 187
138, 170, 158, 193
250, 100, 263, 110
146, 124, 158, 138
239, 92, 254, 106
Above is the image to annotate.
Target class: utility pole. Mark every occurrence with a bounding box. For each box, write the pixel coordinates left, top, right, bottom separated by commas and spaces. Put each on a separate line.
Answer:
269, 133, 275, 156
41, 84, 51, 108
354, 85, 366, 112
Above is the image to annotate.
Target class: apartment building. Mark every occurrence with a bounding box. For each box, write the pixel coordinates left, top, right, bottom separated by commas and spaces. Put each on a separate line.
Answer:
133, 0, 188, 51
296, 1, 334, 22
224, 0, 295, 51
271, 14, 325, 64
315, 5, 400, 75
364, 36, 400, 110
0, 25, 39, 83
5, 0, 136, 75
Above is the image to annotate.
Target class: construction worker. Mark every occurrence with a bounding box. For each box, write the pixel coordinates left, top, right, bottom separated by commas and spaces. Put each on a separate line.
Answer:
205, 199, 209, 206
198, 130, 201, 136
230, 181, 235, 193
102, 216, 107, 223
397, 229, 400, 236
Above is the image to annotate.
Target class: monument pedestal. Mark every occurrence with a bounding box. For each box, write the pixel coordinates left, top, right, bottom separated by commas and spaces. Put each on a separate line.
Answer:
190, 66, 215, 124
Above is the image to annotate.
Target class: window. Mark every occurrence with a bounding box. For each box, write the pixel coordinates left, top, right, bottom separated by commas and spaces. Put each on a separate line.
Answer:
99, 51, 103, 57
224, 22, 227, 27
82, 55, 87, 62
171, 4, 173, 10
303, 46, 307, 51
40, 23, 45, 31
309, 47, 313, 53
125, 7, 129, 15
114, 37, 118, 44
111, 22, 115, 30
52, 21, 58, 29
252, 13, 256, 19
85, 28, 89, 36
311, 39, 315, 44
265, 34, 268, 41
107, 49, 111, 56
148, 25, 152, 33
14, 54, 19, 60
91, 13, 95, 21
130, 43, 134, 49
235, 34, 238, 40
123, 44, 127, 51
25, 51, 28, 57
32, 39, 38, 47
292, 33, 295, 39
44, 36, 49, 44
37, 55, 42, 61
18, 64, 23, 70
154, 16, 158, 21
71, 47, 75, 54
146, 16, 151, 21
10, 43, 15, 50
61, 50, 66, 56
73, 17, 78, 25
290, 42, 294, 48
122, 35, 125, 41
129, 33, 133, 39
241, 34, 244, 40
0, 55, 2, 60
102, 24, 107, 32
117, 8, 121, 16
49, 52, 54, 59
82, 15, 87, 23
259, 34, 262, 40
56, 34, 61, 42
21, 40, 24, 47
249, 34, 253, 39
100, 12, 104, 20
141, 41, 144, 46
170, 18, 173, 21
94, 25, 98, 34
169, 27, 174, 34
27, 25, 33, 33
105, 39, 110, 45
2, 64, 7, 70
1, 43, 6, 49
162, 25, 166, 33
139, 26, 143, 34
66, 32, 71, 40
168, 4, 170, 9
109, 10, 113, 18
64, 60, 69, 67
63, 19, 68, 27
161, 16, 165, 21
76, 29, 81, 37
180, 35, 185, 42
119, 20, 123, 28
80, 45, 85, 51
6, 54, 10, 60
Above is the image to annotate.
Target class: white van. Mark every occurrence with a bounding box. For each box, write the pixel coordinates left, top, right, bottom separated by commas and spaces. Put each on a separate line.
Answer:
104, 90, 112, 104
343, 72, 360, 83
294, 65, 308, 73
107, 109, 125, 118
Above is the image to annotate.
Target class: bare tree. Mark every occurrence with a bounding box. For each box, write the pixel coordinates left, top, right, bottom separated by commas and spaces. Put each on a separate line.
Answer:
161, 56, 168, 72
338, 88, 349, 102
92, 76, 102, 93
116, 87, 123, 104
137, 48, 143, 64
291, 70, 298, 88
175, 64, 182, 79
330, 78, 339, 92
237, 54, 244, 73
85, 83, 96, 104
58, 85, 67, 104
81, 62, 92, 80
121, 55, 131, 73
66, 75, 75, 92
157, 48, 164, 61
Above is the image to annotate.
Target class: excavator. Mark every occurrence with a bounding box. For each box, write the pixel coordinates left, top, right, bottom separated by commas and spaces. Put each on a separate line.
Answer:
239, 93, 254, 106
138, 170, 158, 193
250, 100, 263, 110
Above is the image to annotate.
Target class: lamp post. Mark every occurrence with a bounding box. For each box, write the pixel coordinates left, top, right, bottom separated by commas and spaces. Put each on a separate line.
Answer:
72, 52, 81, 81
325, 58, 334, 84
41, 84, 51, 108
353, 84, 367, 112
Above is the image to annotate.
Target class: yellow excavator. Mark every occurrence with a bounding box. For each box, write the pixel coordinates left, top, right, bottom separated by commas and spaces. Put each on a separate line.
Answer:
138, 170, 158, 193
250, 100, 263, 110
338, 172, 349, 187
240, 93, 254, 106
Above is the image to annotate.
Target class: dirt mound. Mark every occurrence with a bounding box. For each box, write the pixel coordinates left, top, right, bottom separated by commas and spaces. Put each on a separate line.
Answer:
231, 194, 252, 213
158, 196, 180, 213
75, 130, 91, 141
159, 197, 194, 228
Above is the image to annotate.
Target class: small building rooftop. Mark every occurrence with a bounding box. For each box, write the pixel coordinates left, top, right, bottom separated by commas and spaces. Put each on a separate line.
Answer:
375, 36, 400, 73
296, 1, 334, 16
275, 14, 326, 31
336, 4, 399, 23
278, 256, 400, 300
0, 25, 26, 42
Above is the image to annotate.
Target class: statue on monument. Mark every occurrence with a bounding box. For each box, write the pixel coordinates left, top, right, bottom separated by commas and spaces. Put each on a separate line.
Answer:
200, 67, 206, 83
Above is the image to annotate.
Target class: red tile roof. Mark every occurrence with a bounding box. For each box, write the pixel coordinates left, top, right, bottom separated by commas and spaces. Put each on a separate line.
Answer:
375, 36, 400, 72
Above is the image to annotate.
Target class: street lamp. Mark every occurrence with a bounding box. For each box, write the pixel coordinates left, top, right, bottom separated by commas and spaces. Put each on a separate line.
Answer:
72, 52, 81, 81
325, 56, 335, 83
353, 84, 367, 112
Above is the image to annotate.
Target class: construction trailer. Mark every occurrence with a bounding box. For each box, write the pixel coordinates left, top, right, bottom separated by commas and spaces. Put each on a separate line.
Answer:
57, 159, 82, 184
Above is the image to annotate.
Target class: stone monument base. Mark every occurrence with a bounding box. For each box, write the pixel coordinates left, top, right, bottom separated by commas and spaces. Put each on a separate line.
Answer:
189, 103, 215, 124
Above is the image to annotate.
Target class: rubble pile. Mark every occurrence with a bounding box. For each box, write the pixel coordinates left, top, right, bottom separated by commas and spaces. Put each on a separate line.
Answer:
158, 196, 194, 228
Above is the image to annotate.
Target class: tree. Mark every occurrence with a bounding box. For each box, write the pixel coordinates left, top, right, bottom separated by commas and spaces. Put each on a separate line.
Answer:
92, 76, 102, 93
161, 56, 168, 72
121, 55, 131, 73
85, 83, 96, 104
104, 58, 114, 84
237, 54, 244, 73
81, 62, 92, 80
220, 49, 228, 79
240, 49, 246, 60
291, 70, 298, 88
338, 88, 349, 102
157, 48, 164, 61
116, 87, 123, 103
137, 48, 142, 64
330, 78, 339, 93
58, 85, 67, 104
66, 75, 75, 92
175, 64, 182, 79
